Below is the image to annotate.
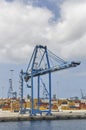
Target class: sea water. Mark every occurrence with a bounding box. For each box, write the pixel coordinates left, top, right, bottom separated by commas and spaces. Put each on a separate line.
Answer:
0, 120, 86, 130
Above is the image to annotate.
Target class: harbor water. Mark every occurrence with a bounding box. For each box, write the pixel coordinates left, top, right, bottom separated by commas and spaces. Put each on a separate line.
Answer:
0, 120, 86, 130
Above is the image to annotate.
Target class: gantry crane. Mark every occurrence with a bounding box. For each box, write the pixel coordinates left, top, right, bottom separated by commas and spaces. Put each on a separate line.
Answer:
20, 45, 80, 115
8, 79, 17, 98
8, 70, 17, 99
40, 78, 49, 99
80, 89, 86, 99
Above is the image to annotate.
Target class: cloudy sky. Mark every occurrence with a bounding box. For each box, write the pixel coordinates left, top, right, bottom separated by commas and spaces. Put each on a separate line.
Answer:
0, 0, 86, 98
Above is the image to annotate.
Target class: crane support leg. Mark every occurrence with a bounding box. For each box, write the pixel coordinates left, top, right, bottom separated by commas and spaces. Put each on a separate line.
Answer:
49, 72, 52, 114
31, 74, 34, 115
19, 70, 24, 114
38, 76, 40, 110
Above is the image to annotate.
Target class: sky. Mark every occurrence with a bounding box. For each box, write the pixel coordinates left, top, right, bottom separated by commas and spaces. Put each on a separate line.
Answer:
0, 0, 86, 99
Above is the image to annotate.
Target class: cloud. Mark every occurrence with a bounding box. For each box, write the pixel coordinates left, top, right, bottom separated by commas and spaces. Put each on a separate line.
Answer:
57, 0, 86, 59
44, 0, 86, 59
0, 0, 53, 63
0, 0, 86, 63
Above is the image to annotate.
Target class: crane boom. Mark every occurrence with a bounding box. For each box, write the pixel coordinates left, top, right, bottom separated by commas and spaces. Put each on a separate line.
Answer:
24, 61, 80, 82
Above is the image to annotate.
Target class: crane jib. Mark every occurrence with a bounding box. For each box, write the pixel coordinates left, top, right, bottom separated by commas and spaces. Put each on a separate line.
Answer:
24, 61, 80, 81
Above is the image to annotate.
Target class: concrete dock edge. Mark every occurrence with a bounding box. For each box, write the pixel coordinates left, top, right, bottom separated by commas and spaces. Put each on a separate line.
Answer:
0, 115, 86, 122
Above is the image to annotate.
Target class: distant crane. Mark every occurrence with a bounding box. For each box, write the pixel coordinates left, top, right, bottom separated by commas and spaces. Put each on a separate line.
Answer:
8, 70, 17, 99
80, 89, 86, 99
40, 78, 49, 99
20, 45, 80, 115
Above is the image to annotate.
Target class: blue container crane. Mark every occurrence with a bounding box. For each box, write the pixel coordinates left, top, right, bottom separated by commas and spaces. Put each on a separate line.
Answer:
20, 45, 80, 115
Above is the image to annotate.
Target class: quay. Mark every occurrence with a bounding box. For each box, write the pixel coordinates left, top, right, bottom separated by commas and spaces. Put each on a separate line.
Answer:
0, 110, 86, 122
